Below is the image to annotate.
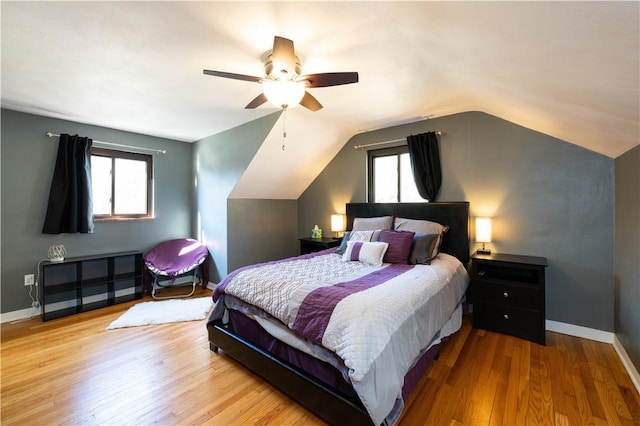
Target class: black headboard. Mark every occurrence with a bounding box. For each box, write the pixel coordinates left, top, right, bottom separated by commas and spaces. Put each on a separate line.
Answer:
346, 202, 470, 266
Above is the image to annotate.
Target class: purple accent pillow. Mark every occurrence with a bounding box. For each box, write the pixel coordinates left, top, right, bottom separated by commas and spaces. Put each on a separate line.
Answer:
349, 242, 364, 260
378, 229, 415, 264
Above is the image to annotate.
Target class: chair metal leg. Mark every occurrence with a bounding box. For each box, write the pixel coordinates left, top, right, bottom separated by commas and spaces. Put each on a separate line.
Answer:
151, 269, 198, 300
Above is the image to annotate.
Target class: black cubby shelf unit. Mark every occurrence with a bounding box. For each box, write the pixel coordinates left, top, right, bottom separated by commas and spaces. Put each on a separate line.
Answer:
39, 251, 143, 321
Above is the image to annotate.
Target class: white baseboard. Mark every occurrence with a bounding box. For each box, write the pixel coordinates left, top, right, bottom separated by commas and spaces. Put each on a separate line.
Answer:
547, 319, 640, 395
613, 335, 640, 395
546, 319, 614, 343
1, 307, 39, 324
2, 282, 217, 324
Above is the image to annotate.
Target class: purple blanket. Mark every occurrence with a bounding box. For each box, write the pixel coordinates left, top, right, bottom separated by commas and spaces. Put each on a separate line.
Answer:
291, 264, 414, 344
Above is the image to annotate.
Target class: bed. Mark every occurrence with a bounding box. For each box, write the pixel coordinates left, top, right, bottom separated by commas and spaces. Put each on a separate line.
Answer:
207, 202, 470, 425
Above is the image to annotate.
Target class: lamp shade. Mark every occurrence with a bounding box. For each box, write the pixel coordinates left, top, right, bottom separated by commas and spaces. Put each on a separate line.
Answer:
331, 214, 345, 233
475, 217, 492, 243
263, 80, 305, 109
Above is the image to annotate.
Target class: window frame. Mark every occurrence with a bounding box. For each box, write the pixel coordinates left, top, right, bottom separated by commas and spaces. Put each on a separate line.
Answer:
367, 145, 425, 203
91, 147, 153, 221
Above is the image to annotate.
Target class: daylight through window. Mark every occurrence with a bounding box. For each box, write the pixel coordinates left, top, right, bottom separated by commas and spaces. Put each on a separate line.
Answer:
368, 146, 424, 203
91, 148, 153, 219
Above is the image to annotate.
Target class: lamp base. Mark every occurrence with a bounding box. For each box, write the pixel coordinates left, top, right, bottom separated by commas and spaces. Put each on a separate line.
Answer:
476, 249, 492, 255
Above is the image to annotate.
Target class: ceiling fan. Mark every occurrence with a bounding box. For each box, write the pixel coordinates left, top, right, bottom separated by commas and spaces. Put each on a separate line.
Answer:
203, 36, 359, 111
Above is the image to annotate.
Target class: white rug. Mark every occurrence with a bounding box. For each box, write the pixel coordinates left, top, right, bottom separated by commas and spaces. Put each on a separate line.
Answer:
106, 297, 213, 330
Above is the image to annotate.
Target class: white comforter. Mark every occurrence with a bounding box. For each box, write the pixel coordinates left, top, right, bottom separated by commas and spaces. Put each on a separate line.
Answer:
213, 252, 469, 425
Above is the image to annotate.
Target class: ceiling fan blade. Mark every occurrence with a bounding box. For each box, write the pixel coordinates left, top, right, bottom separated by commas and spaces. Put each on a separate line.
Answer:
272, 36, 296, 76
203, 69, 262, 83
299, 91, 323, 112
245, 93, 268, 109
300, 72, 359, 88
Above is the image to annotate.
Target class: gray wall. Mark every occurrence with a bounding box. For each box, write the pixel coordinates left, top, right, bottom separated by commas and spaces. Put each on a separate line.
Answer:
299, 111, 615, 332
1, 109, 193, 313
615, 144, 640, 369
193, 112, 283, 282
228, 199, 298, 271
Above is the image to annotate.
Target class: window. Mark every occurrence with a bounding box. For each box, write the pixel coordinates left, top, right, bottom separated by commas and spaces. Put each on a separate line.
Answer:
91, 148, 153, 220
368, 146, 424, 203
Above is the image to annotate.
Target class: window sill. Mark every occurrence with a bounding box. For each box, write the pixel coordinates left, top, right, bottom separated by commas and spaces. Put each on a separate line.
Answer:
94, 216, 154, 222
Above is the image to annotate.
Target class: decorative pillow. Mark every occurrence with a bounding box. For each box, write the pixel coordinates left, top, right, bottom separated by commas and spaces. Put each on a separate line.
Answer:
334, 230, 381, 255
409, 233, 441, 265
394, 217, 450, 260
334, 231, 351, 255
349, 230, 378, 242
394, 217, 444, 234
378, 230, 415, 264
352, 216, 393, 231
342, 241, 389, 266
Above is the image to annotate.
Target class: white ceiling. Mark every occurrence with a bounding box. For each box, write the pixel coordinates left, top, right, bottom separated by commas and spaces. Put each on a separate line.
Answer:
2, 2, 638, 198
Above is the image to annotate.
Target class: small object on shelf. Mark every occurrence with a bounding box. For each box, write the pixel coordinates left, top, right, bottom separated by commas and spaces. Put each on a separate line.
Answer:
299, 237, 341, 254
48, 244, 66, 262
311, 225, 322, 239
471, 252, 547, 345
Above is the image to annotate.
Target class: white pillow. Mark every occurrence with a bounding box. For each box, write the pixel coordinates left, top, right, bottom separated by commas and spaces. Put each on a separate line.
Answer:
342, 241, 389, 266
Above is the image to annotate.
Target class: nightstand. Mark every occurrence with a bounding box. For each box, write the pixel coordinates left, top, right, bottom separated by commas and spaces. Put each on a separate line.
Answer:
471, 253, 548, 345
299, 237, 341, 254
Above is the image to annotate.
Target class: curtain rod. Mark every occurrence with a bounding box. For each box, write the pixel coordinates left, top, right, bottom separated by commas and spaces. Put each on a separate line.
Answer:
46, 132, 167, 155
353, 131, 443, 150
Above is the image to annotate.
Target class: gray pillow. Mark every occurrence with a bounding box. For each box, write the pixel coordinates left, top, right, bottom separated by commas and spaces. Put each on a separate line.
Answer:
334, 231, 350, 255
352, 216, 393, 231
409, 233, 441, 265
394, 217, 444, 234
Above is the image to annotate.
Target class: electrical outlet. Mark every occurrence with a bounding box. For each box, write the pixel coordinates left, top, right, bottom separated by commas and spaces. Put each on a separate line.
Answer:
24, 274, 35, 286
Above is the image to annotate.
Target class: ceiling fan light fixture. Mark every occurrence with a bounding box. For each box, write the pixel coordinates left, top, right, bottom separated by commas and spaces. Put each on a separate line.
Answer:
263, 80, 306, 109
203, 36, 358, 111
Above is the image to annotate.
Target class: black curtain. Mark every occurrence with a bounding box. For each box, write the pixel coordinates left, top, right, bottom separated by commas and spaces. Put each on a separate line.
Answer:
407, 131, 442, 201
42, 134, 94, 234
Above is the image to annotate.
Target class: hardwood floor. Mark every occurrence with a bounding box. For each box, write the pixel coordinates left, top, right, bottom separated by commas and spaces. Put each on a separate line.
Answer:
2, 288, 639, 425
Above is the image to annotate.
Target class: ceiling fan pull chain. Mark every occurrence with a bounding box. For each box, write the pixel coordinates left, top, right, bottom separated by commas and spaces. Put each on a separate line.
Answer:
282, 108, 287, 151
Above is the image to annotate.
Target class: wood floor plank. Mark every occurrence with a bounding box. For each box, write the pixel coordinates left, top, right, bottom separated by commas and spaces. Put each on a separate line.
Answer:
619, 384, 640, 426
571, 372, 597, 425
474, 359, 500, 425
2, 295, 639, 426
594, 378, 625, 426
488, 355, 511, 426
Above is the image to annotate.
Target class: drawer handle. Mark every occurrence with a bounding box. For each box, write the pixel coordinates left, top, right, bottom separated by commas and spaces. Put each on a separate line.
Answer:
503, 314, 510, 320
477, 270, 486, 277
503, 292, 509, 298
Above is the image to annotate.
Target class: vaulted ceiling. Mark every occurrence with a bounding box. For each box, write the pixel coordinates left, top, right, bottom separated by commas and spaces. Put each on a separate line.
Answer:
2, 2, 638, 196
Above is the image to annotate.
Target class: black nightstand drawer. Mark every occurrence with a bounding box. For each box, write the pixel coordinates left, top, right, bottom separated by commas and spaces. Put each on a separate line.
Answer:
474, 281, 543, 310
473, 303, 545, 344
471, 253, 547, 345
475, 263, 542, 286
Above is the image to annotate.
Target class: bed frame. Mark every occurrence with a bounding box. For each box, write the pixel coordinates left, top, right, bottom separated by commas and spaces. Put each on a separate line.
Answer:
207, 202, 469, 425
